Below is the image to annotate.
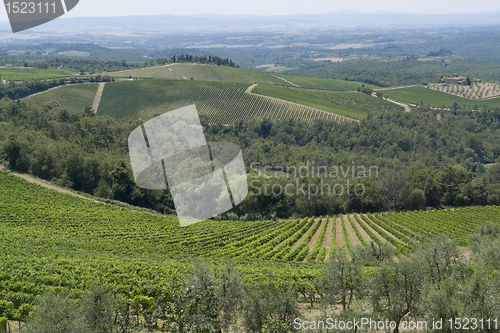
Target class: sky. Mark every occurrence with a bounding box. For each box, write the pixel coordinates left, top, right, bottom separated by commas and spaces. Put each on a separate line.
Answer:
1, 0, 500, 21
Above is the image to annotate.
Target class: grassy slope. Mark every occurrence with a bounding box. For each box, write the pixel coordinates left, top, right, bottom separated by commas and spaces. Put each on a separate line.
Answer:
382, 86, 500, 109
275, 74, 369, 91
112, 63, 291, 86
252, 85, 404, 120
98, 79, 352, 123
27, 83, 99, 112
0, 67, 74, 81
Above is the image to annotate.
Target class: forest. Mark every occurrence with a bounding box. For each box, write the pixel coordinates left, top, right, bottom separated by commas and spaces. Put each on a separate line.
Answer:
2, 98, 500, 218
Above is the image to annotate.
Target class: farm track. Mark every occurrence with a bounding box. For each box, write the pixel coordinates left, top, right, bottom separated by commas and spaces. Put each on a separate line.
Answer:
21, 84, 66, 99
350, 214, 373, 243
352, 214, 388, 246
92, 82, 106, 113
272, 75, 300, 87
246, 84, 359, 123
0, 165, 96, 202
343, 215, 360, 246
291, 217, 320, 250
336, 216, 345, 248
363, 213, 402, 242
307, 217, 326, 249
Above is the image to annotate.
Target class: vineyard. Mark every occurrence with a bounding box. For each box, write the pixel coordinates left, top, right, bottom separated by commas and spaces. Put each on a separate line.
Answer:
252, 85, 405, 119
97, 79, 356, 123
382, 86, 500, 109
26, 83, 99, 113
0, 67, 74, 81
2, 171, 500, 264
111, 63, 292, 85
428, 82, 500, 100
273, 74, 368, 91
2, 170, 500, 330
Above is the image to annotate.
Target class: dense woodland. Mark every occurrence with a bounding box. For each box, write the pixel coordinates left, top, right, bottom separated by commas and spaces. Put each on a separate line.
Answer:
2, 98, 500, 218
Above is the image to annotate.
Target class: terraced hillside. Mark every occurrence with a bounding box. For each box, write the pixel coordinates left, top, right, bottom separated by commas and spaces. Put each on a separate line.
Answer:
97, 79, 356, 123
112, 63, 292, 85
26, 83, 99, 113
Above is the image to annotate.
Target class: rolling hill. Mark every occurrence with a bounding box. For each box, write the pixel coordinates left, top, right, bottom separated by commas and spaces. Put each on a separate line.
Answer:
97, 79, 356, 123
112, 63, 293, 85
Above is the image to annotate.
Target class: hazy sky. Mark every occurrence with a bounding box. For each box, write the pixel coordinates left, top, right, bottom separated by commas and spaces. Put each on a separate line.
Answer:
1, 0, 499, 20
64, 0, 500, 16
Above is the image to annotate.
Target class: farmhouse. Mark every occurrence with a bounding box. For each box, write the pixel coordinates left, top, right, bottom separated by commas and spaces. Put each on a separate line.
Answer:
445, 73, 467, 84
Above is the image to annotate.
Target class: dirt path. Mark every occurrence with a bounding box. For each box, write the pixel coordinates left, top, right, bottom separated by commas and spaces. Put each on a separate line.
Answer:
291, 217, 319, 250
373, 85, 417, 91
307, 217, 325, 249
272, 75, 300, 87
336, 215, 345, 248
0, 165, 97, 202
324, 217, 335, 261
343, 215, 360, 247
92, 82, 106, 113
21, 84, 66, 99
349, 214, 372, 243
245, 83, 258, 94
352, 214, 388, 246
371, 92, 411, 112
245, 84, 359, 123
363, 213, 401, 242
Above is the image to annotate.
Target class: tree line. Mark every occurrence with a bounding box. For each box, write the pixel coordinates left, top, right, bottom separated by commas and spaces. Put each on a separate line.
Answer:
155, 54, 239, 67
2, 99, 500, 218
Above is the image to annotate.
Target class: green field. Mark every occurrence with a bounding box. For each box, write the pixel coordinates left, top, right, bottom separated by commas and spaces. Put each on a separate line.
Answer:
112, 63, 292, 85
97, 79, 354, 123
252, 85, 404, 120
0, 67, 74, 81
382, 86, 500, 109
27, 83, 99, 113
275, 74, 370, 91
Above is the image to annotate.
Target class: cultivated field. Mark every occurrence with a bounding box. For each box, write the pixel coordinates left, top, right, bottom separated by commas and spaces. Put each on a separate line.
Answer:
273, 74, 369, 91
111, 63, 292, 85
0, 67, 74, 81
2, 171, 498, 266
382, 86, 500, 109
429, 82, 500, 100
27, 83, 99, 113
97, 79, 356, 123
253, 84, 404, 119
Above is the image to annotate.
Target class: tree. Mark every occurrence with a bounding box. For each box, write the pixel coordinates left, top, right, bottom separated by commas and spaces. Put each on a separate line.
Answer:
371, 258, 424, 333
24, 293, 85, 333
407, 189, 425, 210
321, 248, 363, 311
80, 286, 116, 333
424, 176, 440, 207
